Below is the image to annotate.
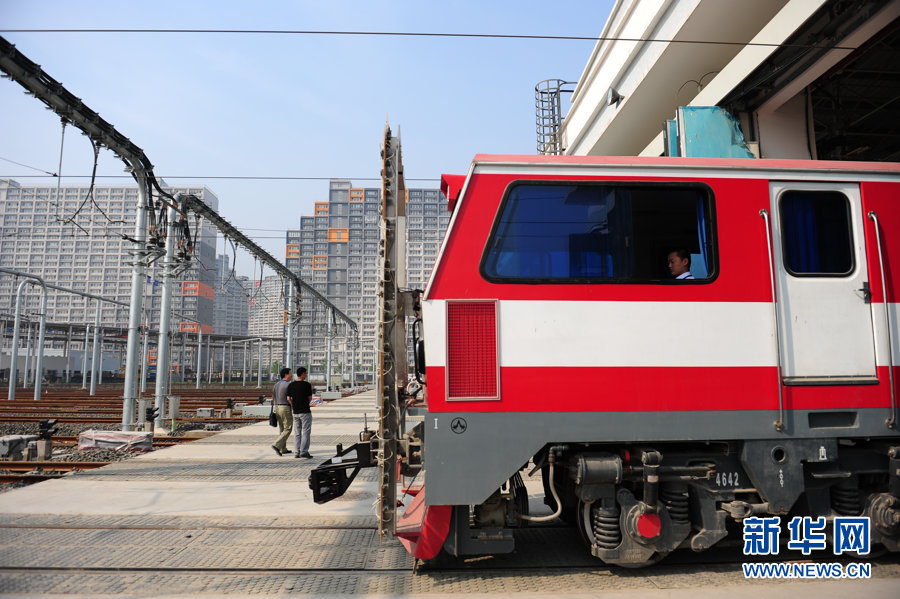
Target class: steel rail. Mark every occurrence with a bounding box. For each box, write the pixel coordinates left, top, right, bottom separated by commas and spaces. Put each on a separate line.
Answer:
0, 461, 111, 472
48, 435, 190, 444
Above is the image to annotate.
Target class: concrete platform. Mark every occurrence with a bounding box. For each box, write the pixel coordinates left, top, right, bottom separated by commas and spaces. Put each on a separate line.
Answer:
0, 393, 381, 519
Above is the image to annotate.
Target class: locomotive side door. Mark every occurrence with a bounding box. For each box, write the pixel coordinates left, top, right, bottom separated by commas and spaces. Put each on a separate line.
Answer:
769, 181, 876, 383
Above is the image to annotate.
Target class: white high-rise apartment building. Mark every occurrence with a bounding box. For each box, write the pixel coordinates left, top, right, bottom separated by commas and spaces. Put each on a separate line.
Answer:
214, 253, 250, 336
0, 178, 219, 333
285, 180, 448, 381
247, 275, 285, 338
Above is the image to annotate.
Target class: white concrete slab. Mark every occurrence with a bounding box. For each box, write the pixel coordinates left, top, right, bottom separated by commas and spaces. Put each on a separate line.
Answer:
0, 391, 382, 518
0, 478, 377, 517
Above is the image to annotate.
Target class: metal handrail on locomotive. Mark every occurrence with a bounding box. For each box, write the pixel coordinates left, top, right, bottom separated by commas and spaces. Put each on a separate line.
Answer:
311, 153, 900, 567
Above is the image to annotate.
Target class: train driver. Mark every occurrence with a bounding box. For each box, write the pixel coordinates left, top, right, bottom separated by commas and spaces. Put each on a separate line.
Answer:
667, 249, 694, 280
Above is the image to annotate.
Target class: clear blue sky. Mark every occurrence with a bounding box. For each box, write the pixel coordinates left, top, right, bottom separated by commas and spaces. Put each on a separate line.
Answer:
0, 0, 614, 275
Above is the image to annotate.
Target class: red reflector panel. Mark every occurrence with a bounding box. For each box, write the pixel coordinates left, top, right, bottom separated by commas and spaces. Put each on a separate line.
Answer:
447, 301, 498, 399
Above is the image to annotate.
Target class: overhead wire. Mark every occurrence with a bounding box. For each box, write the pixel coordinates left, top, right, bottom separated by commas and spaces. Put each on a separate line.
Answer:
248, 257, 266, 303
222, 237, 251, 294
0, 28, 860, 51
217, 237, 238, 293
52, 119, 66, 222
58, 139, 101, 235
42, 136, 127, 239
0, 155, 57, 176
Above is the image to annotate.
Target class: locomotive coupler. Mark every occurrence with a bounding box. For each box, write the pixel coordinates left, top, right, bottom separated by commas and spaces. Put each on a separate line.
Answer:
308, 428, 377, 504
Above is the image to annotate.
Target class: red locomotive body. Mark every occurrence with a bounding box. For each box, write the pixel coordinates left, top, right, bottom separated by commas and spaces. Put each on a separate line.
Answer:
411, 155, 900, 565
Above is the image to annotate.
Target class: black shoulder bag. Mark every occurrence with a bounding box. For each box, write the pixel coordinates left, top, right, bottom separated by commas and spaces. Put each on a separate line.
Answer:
268, 385, 278, 427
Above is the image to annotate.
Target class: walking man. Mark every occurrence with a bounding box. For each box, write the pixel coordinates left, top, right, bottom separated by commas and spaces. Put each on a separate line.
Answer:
271, 367, 293, 456
288, 366, 314, 458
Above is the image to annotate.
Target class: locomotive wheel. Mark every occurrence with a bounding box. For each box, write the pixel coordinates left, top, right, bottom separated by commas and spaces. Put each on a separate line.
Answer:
576, 499, 669, 568
576, 498, 620, 549
576, 499, 595, 548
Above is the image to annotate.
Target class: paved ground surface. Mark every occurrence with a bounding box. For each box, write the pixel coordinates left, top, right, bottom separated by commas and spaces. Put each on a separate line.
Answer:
0, 390, 897, 598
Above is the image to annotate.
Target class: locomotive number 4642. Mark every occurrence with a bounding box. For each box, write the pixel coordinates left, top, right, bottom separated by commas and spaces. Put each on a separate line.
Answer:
716, 472, 740, 487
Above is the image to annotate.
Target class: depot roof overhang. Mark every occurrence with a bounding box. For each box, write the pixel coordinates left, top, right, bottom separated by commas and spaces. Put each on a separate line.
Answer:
560, 0, 900, 161
721, 1, 900, 162
560, 0, 792, 157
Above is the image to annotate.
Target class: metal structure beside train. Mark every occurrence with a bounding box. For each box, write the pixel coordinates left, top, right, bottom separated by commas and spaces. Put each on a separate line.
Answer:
312, 153, 900, 567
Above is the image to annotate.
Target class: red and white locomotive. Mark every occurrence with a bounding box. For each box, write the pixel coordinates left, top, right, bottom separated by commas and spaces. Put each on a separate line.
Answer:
315, 154, 900, 567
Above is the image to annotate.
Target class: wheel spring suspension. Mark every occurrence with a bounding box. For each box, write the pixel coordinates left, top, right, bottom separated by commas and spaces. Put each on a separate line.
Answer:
591, 502, 621, 549
831, 485, 861, 516
661, 485, 690, 524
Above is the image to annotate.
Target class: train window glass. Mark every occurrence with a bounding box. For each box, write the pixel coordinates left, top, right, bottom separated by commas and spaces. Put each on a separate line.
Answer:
482, 183, 714, 283
779, 191, 853, 276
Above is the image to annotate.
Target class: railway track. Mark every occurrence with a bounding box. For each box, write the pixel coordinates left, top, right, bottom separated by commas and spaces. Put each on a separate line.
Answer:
49, 435, 194, 446
0, 386, 275, 428
0, 387, 274, 491
1, 461, 113, 471
0, 436, 198, 485
0, 461, 110, 484
0, 415, 262, 424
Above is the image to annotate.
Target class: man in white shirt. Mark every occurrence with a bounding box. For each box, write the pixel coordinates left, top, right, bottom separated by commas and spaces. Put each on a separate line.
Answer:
667, 249, 695, 280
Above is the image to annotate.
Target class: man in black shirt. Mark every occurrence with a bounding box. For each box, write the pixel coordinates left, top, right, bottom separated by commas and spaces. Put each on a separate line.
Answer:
287, 366, 314, 458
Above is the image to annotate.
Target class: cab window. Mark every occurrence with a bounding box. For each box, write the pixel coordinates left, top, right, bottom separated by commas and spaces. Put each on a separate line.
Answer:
481, 182, 715, 283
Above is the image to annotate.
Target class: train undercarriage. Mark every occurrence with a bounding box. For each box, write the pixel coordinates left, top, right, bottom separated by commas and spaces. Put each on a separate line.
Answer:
310, 430, 900, 567
437, 439, 900, 567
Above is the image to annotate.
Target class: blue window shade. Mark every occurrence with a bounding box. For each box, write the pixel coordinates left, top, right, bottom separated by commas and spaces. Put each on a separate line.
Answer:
696, 197, 709, 275
482, 183, 714, 283
484, 185, 631, 279
780, 191, 853, 276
